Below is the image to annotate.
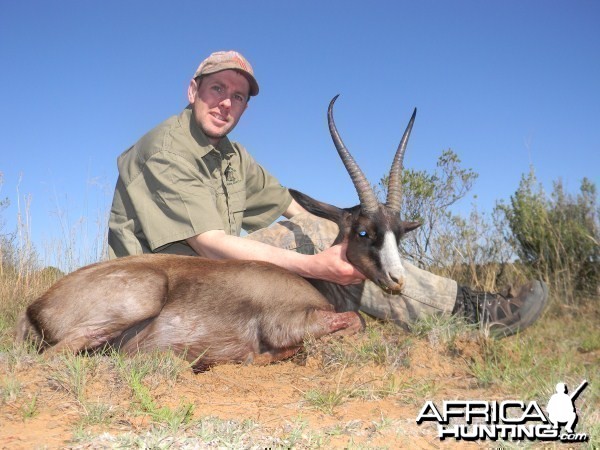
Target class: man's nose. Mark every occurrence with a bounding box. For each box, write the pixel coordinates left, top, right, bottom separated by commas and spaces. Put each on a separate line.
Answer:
220, 97, 232, 109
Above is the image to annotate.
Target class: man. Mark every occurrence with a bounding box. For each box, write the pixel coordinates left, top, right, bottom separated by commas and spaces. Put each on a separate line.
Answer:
108, 50, 548, 338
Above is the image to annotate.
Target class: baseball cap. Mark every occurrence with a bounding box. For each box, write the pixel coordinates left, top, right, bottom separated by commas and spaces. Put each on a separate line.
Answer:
193, 50, 259, 97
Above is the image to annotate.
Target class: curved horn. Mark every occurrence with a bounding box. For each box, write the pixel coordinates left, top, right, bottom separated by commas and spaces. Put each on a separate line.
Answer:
386, 108, 417, 213
328, 95, 379, 213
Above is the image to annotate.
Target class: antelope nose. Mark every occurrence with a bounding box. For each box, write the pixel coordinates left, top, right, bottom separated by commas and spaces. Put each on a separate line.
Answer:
389, 273, 400, 283
387, 269, 404, 283
387, 272, 405, 291
387, 272, 404, 285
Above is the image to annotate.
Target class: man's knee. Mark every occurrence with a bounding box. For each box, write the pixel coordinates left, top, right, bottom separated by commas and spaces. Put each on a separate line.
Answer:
245, 213, 338, 253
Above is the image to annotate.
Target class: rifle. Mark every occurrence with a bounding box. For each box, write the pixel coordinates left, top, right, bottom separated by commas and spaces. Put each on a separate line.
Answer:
570, 380, 588, 402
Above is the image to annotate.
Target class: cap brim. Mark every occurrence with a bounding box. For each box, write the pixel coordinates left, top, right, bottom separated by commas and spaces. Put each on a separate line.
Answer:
196, 66, 259, 96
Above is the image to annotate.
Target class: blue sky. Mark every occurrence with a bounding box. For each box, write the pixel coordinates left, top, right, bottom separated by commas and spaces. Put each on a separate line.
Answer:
1, 1, 598, 265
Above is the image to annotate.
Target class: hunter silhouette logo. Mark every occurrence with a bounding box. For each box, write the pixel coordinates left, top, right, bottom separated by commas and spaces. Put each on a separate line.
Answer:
546, 380, 588, 434
416, 380, 590, 443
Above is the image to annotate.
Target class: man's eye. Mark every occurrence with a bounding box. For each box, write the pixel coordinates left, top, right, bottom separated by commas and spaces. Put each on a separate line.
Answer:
233, 94, 245, 103
211, 85, 223, 93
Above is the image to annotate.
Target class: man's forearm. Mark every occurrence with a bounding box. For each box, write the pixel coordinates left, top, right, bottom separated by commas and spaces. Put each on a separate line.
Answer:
186, 230, 364, 285
185, 197, 306, 272
187, 231, 315, 278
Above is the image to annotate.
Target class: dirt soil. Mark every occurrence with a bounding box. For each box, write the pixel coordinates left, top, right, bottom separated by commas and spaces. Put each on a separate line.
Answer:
0, 333, 524, 449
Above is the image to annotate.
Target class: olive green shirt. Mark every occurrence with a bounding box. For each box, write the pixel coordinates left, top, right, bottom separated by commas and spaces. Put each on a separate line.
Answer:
108, 107, 292, 258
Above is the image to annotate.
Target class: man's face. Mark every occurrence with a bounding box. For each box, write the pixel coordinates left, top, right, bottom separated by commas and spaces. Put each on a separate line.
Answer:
187, 70, 250, 146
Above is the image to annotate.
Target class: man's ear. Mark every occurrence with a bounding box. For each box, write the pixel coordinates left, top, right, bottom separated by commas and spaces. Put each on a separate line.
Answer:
288, 189, 347, 226
187, 79, 198, 104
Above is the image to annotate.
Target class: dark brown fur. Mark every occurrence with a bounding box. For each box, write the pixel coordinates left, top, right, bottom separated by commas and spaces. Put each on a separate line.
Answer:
15, 254, 363, 371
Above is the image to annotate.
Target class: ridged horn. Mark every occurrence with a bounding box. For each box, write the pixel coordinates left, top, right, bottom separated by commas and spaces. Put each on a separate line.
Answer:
328, 95, 379, 213
385, 108, 417, 213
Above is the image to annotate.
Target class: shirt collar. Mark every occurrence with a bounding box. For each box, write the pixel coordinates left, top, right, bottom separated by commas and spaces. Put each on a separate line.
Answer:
181, 106, 236, 159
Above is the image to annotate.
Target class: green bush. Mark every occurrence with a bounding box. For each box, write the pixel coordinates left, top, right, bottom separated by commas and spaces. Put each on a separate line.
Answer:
497, 169, 599, 303
377, 149, 478, 267
378, 152, 598, 300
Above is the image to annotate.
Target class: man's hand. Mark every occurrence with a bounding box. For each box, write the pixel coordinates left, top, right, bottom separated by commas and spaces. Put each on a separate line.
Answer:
281, 199, 364, 284
309, 241, 366, 285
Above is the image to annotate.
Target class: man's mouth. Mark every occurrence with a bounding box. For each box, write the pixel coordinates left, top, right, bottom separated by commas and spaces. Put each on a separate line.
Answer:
210, 112, 228, 123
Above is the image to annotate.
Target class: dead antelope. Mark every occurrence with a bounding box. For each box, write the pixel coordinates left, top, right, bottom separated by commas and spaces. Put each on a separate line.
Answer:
15, 95, 419, 371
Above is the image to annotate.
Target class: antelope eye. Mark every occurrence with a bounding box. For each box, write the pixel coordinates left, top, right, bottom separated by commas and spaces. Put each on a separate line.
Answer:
358, 230, 368, 237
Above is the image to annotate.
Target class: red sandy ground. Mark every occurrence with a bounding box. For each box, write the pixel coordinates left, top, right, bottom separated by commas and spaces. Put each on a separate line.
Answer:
0, 333, 504, 449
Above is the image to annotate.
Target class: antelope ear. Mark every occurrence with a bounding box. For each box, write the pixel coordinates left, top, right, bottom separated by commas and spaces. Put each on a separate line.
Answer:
402, 221, 422, 233
288, 189, 347, 224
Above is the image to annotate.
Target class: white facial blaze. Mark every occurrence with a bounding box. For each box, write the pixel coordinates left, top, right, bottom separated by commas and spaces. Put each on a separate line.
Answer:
381, 231, 405, 283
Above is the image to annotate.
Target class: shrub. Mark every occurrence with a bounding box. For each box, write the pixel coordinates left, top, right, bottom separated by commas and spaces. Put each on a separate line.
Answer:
497, 169, 599, 303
